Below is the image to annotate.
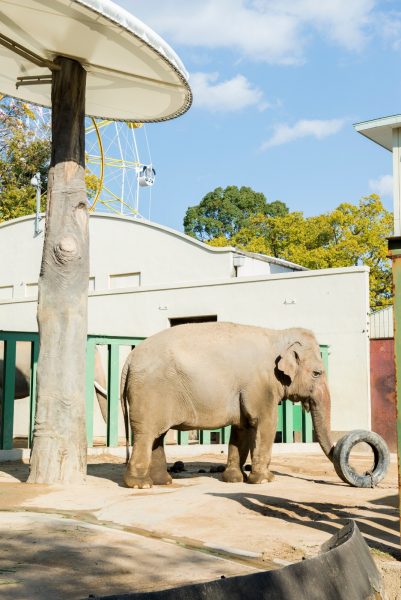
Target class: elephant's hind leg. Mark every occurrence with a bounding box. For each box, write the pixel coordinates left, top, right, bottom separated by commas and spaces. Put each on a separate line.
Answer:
223, 426, 249, 483
124, 432, 154, 489
150, 433, 172, 485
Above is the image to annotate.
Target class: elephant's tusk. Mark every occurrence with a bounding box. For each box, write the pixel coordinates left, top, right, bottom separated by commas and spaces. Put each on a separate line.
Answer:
94, 380, 108, 397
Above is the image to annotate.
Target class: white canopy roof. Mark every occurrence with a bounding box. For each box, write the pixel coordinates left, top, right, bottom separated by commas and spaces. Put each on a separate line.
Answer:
354, 114, 401, 152
0, 0, 192, 122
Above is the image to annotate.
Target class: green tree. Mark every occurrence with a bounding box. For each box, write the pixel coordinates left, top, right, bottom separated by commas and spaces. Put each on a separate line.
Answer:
0, 96, 100, 222
183, 185, 288, 241
214, 195, 391, 308
0, 96, 50, 222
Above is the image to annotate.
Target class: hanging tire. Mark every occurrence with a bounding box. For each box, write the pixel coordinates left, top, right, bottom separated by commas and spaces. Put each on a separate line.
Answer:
332, 430, 390, 488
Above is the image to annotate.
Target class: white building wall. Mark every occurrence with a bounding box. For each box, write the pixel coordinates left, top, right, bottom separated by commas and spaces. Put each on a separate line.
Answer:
1, 266, 371, 434
236, 254, 305, 278
90, 215, 234, 289
0, 215, 370, 438
0, 214, 235, 296
0, 215, 302, 301
236, 256, 272, 277
85, 268, 370, 434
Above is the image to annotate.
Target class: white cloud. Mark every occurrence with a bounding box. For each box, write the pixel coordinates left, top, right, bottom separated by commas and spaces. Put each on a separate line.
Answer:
272, 0, 375, 51
190, 72, 267, 112
120, 0, 302, 64
117, 0, 389, 64
260, 118, 346, 150
369, 174, 393, 197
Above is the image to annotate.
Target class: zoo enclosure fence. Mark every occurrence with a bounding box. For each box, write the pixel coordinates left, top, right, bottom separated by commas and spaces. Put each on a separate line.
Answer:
0, 331, 329, 450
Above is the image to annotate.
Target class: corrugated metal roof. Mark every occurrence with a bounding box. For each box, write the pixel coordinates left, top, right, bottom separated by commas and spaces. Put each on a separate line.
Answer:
370, 306, 393, 339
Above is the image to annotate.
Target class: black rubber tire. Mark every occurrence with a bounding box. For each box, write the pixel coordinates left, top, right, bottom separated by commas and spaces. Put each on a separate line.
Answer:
332, 430, 390, 488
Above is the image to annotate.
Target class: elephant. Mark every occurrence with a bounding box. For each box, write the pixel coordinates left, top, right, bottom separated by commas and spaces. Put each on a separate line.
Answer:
0, 341, 108, 422
120, 322, 335, 489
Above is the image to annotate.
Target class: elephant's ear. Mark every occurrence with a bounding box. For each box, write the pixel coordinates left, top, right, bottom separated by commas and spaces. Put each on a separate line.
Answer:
277, 342, 301, 382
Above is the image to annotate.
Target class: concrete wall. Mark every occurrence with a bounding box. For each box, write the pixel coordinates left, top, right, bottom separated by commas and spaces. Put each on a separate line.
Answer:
2, 266, 371, 434
84, 268, 370, 433
0, 214, 301, 303
0, 214, 371, 438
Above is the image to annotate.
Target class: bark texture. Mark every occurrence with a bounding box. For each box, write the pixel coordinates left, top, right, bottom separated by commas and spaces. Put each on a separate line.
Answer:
28, 58, 89, 484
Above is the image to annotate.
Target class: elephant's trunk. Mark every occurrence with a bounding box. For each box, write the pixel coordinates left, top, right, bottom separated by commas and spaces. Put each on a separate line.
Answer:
310, 378, 335, 461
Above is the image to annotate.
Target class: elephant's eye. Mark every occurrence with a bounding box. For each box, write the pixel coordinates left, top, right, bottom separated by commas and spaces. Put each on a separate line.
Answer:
312, 370, 322, 378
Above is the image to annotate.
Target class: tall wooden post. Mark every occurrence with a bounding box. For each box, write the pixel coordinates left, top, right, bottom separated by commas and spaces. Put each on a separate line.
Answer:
28, 57, 89, 484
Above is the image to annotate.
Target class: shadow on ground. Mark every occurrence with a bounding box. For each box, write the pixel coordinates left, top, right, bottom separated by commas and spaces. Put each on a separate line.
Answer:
0, 513, 253, 600
0, 460, 29, 482
86, 461, 228, 486
209, 491, 401, 559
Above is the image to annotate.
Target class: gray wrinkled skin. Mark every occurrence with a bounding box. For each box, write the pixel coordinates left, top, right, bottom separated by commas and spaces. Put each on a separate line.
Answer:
121, 322, 335, 489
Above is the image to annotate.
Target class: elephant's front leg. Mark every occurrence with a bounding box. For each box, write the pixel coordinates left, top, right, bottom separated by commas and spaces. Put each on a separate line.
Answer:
124, 432, 154, 489
150, 433, 172, 485
248, 404, 277, 484
223, 426, 249, 483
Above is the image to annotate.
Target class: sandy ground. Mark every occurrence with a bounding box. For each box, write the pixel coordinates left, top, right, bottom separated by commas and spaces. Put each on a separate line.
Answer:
0, 447, 400, 599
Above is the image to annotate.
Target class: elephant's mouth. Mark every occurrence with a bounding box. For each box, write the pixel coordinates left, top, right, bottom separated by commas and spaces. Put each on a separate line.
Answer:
288, 395, 311, 412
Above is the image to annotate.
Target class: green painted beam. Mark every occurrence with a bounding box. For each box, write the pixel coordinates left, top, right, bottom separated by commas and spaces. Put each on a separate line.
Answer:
107, 343, 120, 447
222, 426, 231, 444
321, 345, 329, 376
1, 339, 16, 449
302, 410, 313, 443
0, 333, 329, 451
282, 399, 294, 443
277, 405, 283, 433
0, 331, 38, 343
200, 429, 211, 444
85, 339, 96, 448
28, 340, 39, 448
177, 430, 189, 445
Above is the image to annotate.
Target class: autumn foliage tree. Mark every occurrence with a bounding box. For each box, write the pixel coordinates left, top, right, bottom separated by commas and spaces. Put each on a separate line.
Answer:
187, 190, 392, 309
0, 96, 99, 223
0, 96, 50, 222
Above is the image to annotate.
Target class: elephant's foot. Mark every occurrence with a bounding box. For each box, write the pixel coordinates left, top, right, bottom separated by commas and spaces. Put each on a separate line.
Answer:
150, 468, 172, 486
222, 466, 246, 483
124, 471, 153, 489
247, 470, 275, 484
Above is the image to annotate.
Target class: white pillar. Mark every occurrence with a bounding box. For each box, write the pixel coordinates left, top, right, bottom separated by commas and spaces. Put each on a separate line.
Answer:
392, 127, 401, 236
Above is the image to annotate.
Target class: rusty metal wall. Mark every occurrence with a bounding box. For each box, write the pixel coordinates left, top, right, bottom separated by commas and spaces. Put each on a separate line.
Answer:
370, 338, 397, 452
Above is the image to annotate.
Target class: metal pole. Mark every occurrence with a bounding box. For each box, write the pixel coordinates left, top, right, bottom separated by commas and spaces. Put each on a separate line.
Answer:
387, 236, 401, 543
31, 172, 42, 236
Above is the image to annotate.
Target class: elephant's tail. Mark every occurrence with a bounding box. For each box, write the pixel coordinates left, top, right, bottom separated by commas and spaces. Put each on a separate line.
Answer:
120, 358, 130, 464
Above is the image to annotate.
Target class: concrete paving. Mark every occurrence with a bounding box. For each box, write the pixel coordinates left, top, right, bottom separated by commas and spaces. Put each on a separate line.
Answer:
0, 450, 399, 599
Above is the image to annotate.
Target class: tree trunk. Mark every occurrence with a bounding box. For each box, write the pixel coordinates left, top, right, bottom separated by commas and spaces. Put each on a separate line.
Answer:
28, 57, 88, 484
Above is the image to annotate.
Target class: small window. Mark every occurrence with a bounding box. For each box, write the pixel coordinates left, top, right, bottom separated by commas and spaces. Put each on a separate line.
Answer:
169, 315, 218, 327
0, 285, 13, 300
88, 277, 95, 292
109, 272, 141, 289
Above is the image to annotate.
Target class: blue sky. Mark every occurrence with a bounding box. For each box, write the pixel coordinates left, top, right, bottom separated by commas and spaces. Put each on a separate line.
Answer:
115, 0, 401, 232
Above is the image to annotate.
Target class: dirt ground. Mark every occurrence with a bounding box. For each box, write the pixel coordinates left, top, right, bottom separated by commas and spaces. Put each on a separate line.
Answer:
0, 447, 400, 599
